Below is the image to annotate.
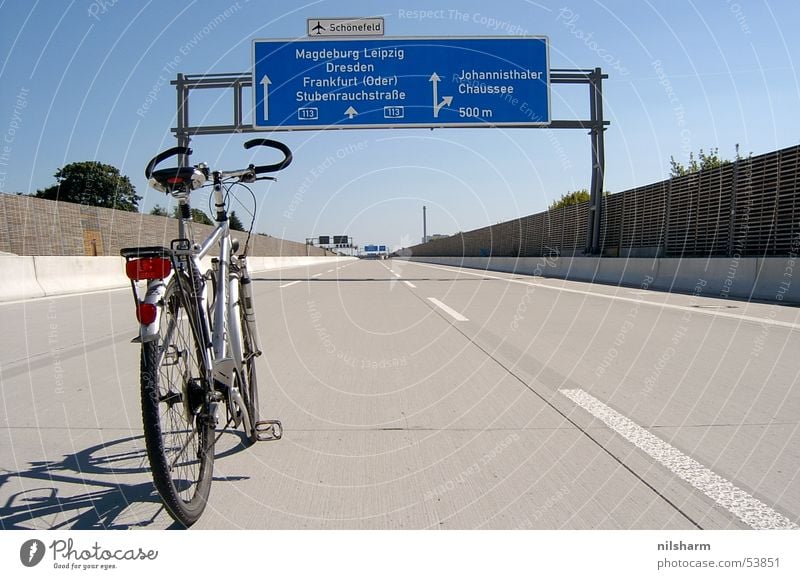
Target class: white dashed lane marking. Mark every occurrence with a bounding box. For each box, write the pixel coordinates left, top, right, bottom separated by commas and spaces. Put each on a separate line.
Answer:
405, 261, 800, 331
427, 298, 469, 322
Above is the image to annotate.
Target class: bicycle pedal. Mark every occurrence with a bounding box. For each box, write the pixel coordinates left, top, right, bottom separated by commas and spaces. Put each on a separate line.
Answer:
255, 420, 283, 441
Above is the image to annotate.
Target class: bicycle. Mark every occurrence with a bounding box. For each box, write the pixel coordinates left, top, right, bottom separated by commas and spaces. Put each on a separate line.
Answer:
120, 139, 292, 526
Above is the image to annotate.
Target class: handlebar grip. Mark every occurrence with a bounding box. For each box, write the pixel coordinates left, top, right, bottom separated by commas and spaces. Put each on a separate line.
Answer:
243, 139, 292, 173
144, 147, 192, 178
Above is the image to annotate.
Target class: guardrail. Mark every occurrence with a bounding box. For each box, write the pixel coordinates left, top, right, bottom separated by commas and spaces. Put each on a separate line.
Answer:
0, 256, 356, 302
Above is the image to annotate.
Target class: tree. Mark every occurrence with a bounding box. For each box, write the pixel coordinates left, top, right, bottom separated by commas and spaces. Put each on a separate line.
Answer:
229, 210, 246, 231
190, 209, 214, 225
37, 161, 141, 211
169, 206, 213, 225
734, 143, 752, 162
149, 205, 169, 217
549, 189, 590, 210
669, 147, 729, 177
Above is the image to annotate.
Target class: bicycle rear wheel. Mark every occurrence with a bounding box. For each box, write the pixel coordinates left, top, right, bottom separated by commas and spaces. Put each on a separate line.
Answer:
140, 277, 215, 527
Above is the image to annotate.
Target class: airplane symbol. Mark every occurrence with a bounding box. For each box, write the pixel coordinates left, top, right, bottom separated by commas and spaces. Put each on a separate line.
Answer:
312, 21, 325, 35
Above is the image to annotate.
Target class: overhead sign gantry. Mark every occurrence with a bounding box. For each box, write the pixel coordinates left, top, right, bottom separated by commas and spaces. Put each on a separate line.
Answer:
252, 37, 550, 130
170, 34, 608, 254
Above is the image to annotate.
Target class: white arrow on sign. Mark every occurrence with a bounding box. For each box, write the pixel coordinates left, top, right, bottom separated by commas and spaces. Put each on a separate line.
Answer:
344, 106, 358, 119
260, 75, 272, 120
429, 73, 453, 118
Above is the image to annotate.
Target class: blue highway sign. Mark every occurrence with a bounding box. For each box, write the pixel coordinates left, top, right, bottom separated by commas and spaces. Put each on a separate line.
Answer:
252, 37, 549, 130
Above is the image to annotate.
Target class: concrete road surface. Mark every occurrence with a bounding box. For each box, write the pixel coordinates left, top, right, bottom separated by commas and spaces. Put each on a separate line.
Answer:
1, 259, 798, 529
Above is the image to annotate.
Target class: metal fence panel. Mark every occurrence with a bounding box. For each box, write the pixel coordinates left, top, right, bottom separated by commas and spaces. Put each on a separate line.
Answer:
408, 144, 800, 259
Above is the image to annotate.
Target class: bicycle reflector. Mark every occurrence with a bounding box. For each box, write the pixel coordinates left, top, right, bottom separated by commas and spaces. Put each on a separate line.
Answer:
126, 257, 172, 280
136, 302, 158, 325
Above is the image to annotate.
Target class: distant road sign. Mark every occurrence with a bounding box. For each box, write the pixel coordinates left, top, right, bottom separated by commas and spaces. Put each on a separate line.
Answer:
307, 18, 384, 37
333, 235, 349, 245
319, 235, 330, 245
252, 36, 550, 130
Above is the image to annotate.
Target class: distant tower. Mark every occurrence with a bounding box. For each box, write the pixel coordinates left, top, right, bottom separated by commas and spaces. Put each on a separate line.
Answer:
423, 205, 427, 243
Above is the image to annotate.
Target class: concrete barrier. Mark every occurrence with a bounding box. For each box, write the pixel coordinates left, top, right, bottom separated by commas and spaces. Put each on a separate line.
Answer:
0, 256, 46, 301
653, 258, 703, 293
752, 257, 800, 303
652, 257, 758, 299
403, 255, 799, 305
0, 255, 356, 302
558, 257, 600, 282
34, 256, 128, 296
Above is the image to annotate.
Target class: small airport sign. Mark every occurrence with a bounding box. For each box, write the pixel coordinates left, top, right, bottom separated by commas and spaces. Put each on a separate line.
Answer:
307, 18, 385, 37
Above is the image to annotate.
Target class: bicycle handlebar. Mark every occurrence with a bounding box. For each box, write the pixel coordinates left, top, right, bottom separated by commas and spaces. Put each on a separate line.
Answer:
144, 147, 192, 179
243, 139, 293, 174
144, 140, 292, 187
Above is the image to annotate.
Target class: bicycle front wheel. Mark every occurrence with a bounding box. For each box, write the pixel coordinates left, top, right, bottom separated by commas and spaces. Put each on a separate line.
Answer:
240, 282, 259, 444
230, 275, 259, 445
140, 277, 215, 527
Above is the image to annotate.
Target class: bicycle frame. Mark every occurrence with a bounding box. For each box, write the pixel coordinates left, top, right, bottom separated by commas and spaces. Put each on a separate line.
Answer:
132, 176, 261, 434
122, 139, 288, 526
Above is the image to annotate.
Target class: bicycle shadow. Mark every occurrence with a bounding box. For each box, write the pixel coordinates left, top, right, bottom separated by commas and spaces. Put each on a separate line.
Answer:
0, 433, 251, 530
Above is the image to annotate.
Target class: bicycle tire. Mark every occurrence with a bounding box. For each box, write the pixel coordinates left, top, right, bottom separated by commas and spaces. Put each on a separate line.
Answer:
236, 278, 259, 444
140, 277, 215, 527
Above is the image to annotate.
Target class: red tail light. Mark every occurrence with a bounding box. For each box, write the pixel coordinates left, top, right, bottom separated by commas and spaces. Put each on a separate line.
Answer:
136, 302, 158, 325
126, 257, 171, 280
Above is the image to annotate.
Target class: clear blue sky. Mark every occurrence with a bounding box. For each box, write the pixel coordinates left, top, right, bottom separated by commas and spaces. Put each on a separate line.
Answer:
1, 0, 798, 251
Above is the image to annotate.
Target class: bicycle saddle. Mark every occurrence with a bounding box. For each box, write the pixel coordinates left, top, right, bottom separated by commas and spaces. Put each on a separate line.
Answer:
149, 166, 206, 193
145, 147, 207, 193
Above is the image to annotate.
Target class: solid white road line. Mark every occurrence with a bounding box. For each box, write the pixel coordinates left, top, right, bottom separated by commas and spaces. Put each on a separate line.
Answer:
427, 297, 469, 322
404, 261, 800, 331
404, 281, 417, 288
279, 280, 302, 288
559, 388, 800, 530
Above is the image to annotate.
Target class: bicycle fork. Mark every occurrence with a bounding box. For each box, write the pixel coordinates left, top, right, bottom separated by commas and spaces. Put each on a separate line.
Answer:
236, 257, 282, 441
238, 258, 262, 355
